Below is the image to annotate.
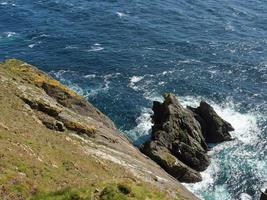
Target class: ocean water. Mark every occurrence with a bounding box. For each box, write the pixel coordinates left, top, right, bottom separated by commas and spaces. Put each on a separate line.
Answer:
0, 0, 266, 199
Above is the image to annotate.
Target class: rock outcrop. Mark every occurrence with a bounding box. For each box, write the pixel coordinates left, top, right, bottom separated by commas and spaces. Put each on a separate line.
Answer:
0, 59, 198, 200
140, 93, 234, 183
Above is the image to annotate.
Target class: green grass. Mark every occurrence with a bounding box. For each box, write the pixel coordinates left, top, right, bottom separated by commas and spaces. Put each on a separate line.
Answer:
29, 182, 174, 200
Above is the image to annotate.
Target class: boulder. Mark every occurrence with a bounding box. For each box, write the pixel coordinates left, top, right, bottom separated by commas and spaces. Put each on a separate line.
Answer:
188, 101, 234, 143
140, 93, 210, 183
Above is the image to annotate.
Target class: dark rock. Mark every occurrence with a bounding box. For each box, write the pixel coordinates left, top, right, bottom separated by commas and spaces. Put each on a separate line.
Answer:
261, 189, 267, 200
55, 121, 65, 132
37, 112, 65, 132
171, 141, 210, 171
140, 93, 235, 183
140, 93, 210, 183
188, 101, 234, 143
42, 82, 116, 130
141, 141, 202, 183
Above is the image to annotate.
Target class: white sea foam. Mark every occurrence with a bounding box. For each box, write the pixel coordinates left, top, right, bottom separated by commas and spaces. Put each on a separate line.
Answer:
129, 76, 144, 90
125, 107, 153, 142
240, 193, 252, 200
130, 76, 144, 83
178, 96, 263, 199
84, 73, 120, 97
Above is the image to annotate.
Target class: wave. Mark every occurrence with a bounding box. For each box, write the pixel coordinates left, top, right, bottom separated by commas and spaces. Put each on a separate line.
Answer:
1, 32, 16, 39
128, 75, 144, 90
179, 96, 265, 200
0, 2, 15, 6
124, 107, 153, 145
124, 93, 265, 199
28, 41, 42, 48
116, 12, 127, 18
86, 43, 104, 52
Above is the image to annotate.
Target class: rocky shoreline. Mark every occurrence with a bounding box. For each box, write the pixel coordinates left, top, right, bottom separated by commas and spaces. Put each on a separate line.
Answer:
140, 93, 234, 183
0, 58, 237, 199
0, 59, 199, 200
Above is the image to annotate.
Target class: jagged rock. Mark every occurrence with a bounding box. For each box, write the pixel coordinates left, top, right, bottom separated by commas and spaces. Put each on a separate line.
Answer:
141, 93, 235, 183
141, 141, 202, 182
140, 93, 210, 183
188, 101, 234, 143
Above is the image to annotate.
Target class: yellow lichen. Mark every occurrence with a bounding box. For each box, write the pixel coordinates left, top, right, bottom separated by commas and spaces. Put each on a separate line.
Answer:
63, 120, 96, 136
0, 59, 80, 98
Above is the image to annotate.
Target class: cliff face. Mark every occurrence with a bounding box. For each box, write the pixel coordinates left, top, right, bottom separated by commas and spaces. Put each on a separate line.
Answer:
0, 59, 198, 200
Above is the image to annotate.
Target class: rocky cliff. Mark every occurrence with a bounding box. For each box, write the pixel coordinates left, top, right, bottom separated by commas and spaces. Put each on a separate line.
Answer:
140, 93, 234, 183
0, 59, 198, 200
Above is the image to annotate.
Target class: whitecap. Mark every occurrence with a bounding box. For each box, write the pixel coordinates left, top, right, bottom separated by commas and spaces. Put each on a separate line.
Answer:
65, 45, 78, 49
32, 34, 49, 40
116, 12, 127, 18
28, 41, 42, 48
128, 75, 144, 91
225, 23, 235, 31
84, 74, 96, 79
28, 44, 35, 48
178, 59, 201, 64
4, 32, 16, 38
130, 76, 144, 83
86, 46, 104, 52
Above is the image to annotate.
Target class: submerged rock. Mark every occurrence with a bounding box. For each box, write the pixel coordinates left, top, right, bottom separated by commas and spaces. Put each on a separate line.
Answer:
140, 93, 234, 183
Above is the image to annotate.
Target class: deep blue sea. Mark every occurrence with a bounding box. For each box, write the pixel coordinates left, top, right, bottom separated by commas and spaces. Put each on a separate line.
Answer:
0, 0, 266, 199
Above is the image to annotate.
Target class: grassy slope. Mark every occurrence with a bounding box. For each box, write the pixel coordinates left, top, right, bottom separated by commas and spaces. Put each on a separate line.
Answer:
0, 59, 185, 200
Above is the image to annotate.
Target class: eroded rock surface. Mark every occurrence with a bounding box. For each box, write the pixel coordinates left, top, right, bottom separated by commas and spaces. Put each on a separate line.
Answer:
141, 93, 234, 183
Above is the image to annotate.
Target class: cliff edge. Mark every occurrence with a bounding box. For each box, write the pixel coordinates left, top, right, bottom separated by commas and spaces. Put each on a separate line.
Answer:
0, 59, 198, 200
